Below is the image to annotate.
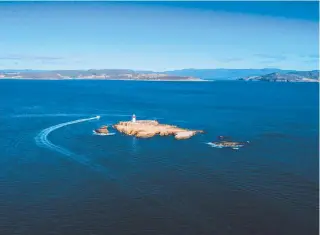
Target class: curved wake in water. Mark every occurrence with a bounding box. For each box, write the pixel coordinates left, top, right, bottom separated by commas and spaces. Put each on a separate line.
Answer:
33, 115, 211, 221
12, 113, 132, 118
35, 116, 113, 177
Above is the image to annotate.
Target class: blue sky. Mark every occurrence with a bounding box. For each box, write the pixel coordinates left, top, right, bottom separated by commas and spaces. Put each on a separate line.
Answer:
0, 1, 318, 71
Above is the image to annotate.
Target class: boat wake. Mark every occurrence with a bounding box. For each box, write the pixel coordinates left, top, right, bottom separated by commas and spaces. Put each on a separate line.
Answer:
206, 142, 241, 150
93, 132, 116, 136
12, 113, 131, 118
34, 116, 113, 177
34, 115, 207, 220
206, 142, 223, 148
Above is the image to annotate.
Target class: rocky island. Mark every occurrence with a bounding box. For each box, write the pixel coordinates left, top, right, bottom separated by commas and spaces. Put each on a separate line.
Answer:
113, 120, 203, 140
208, 136, 249, 150
93, 125, 109, 135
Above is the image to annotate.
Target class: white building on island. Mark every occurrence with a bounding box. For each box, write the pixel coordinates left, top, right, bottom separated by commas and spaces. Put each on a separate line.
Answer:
132, 114, 136, 123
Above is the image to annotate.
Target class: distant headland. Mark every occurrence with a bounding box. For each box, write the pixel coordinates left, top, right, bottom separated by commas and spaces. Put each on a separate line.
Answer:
238, 70, 319, 83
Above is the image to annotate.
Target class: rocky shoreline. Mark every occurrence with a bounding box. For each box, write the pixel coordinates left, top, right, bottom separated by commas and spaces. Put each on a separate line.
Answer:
112, 120, 203, 140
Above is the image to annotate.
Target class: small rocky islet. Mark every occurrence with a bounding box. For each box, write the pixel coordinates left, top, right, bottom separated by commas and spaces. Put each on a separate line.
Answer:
93, 125, 109, 135
113, 120, 203, 140
94, 116, 248, 148
208, 136, 250, 149
94, 115, 203, 140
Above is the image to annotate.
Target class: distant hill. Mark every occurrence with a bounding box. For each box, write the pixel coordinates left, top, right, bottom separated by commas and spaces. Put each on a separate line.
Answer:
240, 70, 319, 82
163, 68, 294, 80
287, 70, 319, 79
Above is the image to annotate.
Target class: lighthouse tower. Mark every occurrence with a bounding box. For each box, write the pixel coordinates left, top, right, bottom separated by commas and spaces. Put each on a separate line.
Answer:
132, 114, 136, 123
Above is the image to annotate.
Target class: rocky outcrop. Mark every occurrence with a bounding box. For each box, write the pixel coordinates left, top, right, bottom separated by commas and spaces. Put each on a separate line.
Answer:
113, 120, 203, 140
174, 131, 198, 140
94, 126, 109, 134
209, 140, 249, 149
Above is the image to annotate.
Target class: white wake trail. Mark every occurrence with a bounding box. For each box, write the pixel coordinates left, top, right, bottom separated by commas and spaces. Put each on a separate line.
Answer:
12, 113, 131, 118
35, 116, 113, 177
34, 116, 199, 218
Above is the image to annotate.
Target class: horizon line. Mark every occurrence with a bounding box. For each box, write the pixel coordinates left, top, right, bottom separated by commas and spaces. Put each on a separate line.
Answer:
0, 68, 319, 72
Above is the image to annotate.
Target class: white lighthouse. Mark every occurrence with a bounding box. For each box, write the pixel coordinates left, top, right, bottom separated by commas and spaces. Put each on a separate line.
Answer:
132, 114, 136, 123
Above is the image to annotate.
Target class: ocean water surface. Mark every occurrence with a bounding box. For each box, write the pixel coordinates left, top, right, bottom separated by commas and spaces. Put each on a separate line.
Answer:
0, 80, 318, 235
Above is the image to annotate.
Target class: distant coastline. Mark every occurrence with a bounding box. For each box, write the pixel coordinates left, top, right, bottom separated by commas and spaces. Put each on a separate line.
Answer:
0, 69, 203, 81
0, 68, 318, 82
0, 77, 206, 82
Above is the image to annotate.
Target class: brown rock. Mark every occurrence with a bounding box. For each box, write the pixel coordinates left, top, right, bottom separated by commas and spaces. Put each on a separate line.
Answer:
94, 125, 109, 134
113, 120, 203, 140
174, 131, 196, 140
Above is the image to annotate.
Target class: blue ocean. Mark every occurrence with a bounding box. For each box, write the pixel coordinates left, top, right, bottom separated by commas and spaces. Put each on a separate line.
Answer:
0, 80, 318, 235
